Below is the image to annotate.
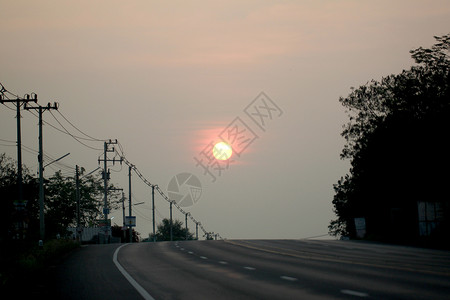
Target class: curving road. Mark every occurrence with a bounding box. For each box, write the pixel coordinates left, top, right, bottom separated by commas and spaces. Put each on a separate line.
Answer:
55, 240, 450, 299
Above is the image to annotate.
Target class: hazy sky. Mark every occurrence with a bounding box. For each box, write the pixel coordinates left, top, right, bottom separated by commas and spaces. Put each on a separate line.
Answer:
1, 1, 449, 239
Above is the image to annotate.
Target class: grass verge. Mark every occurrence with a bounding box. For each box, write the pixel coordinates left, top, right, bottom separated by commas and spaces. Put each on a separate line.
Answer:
0, 239, 79, 295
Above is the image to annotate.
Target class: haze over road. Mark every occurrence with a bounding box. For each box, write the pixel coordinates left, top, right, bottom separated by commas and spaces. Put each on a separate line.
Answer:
55, 240, 450, 299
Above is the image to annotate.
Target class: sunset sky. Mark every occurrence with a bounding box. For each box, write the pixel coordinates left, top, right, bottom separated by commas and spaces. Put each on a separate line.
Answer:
1, 1, 450, 239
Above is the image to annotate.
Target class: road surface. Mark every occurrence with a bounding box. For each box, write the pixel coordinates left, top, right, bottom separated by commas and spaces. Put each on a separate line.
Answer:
54, 239, 450, 299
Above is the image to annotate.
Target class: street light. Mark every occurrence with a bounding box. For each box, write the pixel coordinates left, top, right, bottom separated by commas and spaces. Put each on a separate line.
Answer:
81, 166, 101, 178
124, 202, 144, 208
43, 152, 70, 170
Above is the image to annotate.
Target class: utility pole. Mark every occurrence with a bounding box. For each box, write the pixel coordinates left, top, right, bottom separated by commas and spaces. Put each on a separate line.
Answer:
24, 102, 58, 241
128, 165, 132, 243
0, 93, 37, 207
98, 139, 120, 242
185, 212, 189, 240
122, 191, 126, 241
75, 165, 81, 241
196, 222, 199, 240
170, 201, 173, 241
152, 185, 156, 242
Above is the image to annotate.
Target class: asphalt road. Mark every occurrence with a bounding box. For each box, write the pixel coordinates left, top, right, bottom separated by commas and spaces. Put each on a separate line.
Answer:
54, 240, 450, 299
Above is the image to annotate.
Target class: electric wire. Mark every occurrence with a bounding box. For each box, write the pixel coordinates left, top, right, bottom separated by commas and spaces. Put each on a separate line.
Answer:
48, 110, 103, 151
3, 141, 75, 174
0, 138, 16, 147
0, 138, 16, 143
132, 207, 152, 222
20, 105, 103, 151
2, 82, 219, 238
114, 146, 214, 238
25, 109, 100, 145
0, 102, 16, 111
20, 144, 75, 172
55, 110, 104, 142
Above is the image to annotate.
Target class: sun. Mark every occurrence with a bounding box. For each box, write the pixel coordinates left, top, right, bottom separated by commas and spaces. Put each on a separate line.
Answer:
212, 142, 232, 160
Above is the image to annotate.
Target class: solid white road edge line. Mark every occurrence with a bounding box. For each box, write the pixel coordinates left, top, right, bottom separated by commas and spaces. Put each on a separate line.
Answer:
113, 244, 155, 300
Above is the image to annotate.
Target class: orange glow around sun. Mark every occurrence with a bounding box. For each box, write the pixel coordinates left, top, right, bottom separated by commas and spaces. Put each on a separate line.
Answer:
212, 142, 232, 160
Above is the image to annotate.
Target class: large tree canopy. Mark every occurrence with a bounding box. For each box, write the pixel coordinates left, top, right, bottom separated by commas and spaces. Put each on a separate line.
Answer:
0, 154, 38, 241
330, 34, 450, 246
45, 169, 122, 238
0, 154, 122, 241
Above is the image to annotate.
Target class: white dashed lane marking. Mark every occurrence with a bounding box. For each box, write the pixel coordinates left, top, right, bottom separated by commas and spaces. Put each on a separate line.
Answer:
180, 248, 304, 286
280, 276, 298, 282
340, 289, 369, 297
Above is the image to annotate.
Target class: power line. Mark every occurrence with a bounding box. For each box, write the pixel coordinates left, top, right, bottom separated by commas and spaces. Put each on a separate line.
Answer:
0, 138, 16, 147
55, 110, 103, 142
49, 110, 103, 151
0, 138, 16, 143
133, 208, 152, 222
23, 107, 103, 151
115, 146, 216, 239
1, 102, 16, 111
18, 143, 75, 172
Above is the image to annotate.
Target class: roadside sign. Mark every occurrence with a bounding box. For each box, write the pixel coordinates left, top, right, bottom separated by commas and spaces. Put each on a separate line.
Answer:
99, 219, 111, 227
125, 216, 136, 227
354, 217, 366, 238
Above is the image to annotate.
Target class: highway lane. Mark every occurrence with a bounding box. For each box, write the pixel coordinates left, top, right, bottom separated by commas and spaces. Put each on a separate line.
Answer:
116, 240, 450, 299
53, 240, 450, 299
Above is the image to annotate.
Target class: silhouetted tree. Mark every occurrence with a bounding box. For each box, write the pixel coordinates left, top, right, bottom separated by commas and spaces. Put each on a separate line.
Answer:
45, 170, 122, 238
0, 153, 39, 241
150, 218, 194, 241
330, 34, 450, 246
111, 224, 140, 243
0, 154, 124, 241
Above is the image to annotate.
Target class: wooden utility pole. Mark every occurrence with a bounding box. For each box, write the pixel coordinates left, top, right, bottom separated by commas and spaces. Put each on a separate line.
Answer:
75, 165, 81, 241
24, 102, 58, 241
0, 92, 37, 206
